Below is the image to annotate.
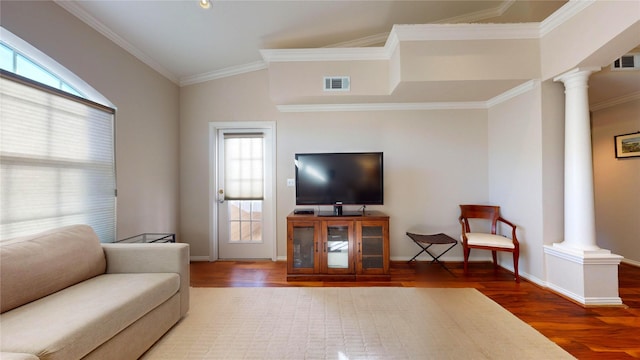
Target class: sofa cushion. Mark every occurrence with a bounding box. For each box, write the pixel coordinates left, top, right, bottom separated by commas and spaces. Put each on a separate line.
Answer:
0, 225, 106, 313
0, 272, 179, 360
0, 353, 39, 360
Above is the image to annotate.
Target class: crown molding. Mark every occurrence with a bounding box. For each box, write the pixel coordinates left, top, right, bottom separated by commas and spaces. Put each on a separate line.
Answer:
277, 80, 545, 113
262, 22, 541, 65
231, 81, 640, 113
392, 23, 541, 42
277, 101, 486, 113
434, 0, 516, 24
326, 33, 390, 48
180, 61, 268, 87
486, 80, 538, 107
260, 47, 390, 63
322, 0, 518, 48
590, 91, 640, 112
53, 0, 179, 84
183, 33, 389, 86
540, 0, 596, 36
278, 77, 640, 114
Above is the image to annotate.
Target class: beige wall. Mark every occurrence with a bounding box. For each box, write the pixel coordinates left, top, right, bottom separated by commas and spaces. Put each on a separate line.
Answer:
488, 83, 544, 279
0, 0, 181, 240
4, 0, 637, 274
180, 68, 490, 259
541, 0, 640, 79
486, 80, 566, 281
592, 99, 640, 264
268, 60, 390, 104
400, 39, 540, 82
179, 70, 279, 257
276, 109, 489, 260
540, 80, 567, 247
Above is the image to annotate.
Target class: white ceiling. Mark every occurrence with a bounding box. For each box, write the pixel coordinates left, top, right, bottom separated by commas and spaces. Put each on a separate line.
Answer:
55, 0, 638, 106
56, 1, 567, 81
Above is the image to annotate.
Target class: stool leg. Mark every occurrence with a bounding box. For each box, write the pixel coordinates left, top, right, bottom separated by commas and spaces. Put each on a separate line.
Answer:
427, 243, 457, 275
408, 243, 428, 263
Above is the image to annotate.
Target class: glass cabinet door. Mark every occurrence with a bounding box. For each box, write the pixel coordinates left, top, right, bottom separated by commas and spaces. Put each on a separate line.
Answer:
323, 221, 354, 274
357, 221, 389, 275
287, 221, 319, 274
326, 225, 349, 268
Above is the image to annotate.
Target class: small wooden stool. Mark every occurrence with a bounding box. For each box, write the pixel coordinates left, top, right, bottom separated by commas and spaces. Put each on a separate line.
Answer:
406, 232, 457, 273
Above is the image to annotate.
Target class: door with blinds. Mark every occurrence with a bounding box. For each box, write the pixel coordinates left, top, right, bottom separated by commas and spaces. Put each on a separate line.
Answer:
215, 125, 275, 260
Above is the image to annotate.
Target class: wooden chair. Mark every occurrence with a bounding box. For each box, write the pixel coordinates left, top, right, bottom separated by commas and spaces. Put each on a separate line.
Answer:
458, 205, 520, 282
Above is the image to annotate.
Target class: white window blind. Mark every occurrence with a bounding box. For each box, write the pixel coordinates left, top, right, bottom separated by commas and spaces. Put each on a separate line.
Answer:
224, 133, 264, 200
0, 73, 116, 242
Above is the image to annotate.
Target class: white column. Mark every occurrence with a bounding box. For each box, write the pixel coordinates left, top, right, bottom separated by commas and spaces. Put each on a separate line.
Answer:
544, 67, 622, 306
554, 67, 602, 253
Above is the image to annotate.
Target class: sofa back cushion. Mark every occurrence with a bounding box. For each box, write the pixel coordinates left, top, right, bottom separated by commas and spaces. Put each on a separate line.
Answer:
0, 224, 106, 313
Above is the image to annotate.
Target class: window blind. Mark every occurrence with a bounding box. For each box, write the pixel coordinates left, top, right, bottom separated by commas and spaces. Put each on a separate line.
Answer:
223, 133, 264, 200
0, 72, 116, 242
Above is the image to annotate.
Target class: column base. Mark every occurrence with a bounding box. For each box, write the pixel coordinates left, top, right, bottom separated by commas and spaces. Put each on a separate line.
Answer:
544, 243, 623, 306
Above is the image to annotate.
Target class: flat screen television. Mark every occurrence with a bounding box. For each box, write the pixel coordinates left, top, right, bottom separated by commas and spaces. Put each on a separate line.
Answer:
295, 152, 383, 212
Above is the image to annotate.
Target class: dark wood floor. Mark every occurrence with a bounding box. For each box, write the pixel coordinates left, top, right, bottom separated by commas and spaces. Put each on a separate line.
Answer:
191, 260, 640, 359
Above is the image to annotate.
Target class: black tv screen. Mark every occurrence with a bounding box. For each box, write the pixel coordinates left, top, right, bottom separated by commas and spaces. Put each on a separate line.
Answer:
295, 152, 383, 205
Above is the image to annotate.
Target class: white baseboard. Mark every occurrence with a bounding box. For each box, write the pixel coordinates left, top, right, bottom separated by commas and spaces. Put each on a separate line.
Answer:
622, 258, 640, 267
190, 255, 210, 262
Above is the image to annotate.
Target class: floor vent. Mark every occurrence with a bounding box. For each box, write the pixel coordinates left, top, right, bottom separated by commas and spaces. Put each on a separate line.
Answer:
612, 53, 640, 70
324, 76, 350, 91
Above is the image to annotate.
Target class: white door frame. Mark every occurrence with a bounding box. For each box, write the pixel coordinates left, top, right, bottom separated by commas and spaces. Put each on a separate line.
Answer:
209, 121, 277, 261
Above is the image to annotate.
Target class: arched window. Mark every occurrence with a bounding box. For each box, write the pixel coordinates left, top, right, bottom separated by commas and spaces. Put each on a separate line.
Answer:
0, 42, 83, 97
0, 27, 117, 242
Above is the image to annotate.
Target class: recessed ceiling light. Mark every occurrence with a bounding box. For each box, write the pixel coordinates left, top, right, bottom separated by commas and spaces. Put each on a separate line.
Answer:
199, 0, 211, 10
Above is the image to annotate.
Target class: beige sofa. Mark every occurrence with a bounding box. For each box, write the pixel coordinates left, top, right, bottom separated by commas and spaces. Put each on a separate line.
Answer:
0, 225, 190, 360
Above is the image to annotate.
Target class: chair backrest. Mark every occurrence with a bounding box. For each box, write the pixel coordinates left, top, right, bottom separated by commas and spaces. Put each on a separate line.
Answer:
459, 205, 501, 234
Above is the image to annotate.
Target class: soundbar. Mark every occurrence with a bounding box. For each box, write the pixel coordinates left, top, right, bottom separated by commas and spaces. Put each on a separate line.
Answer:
293, 208, 314, 215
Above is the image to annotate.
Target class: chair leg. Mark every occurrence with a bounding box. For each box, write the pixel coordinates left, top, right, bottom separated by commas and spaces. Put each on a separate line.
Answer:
491, 251, 498, 269
513, 251, 520, 283
463, 247, 470, 275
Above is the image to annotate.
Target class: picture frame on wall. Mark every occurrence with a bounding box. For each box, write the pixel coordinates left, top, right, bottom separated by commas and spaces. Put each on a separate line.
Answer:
614, 132, 640, 158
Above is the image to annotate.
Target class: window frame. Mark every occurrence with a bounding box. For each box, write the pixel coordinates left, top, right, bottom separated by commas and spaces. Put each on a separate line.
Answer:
0, 26, 114, 108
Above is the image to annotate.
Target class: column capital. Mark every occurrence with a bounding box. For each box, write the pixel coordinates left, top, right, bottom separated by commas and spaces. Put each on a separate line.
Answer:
553, 66, 601, 84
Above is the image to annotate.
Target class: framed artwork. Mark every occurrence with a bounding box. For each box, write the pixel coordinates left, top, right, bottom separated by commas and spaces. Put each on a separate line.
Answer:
614, 132, 640, 158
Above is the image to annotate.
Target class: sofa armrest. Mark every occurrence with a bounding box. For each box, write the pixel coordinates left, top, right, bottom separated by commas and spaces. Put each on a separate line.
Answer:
101, 243, 190, 316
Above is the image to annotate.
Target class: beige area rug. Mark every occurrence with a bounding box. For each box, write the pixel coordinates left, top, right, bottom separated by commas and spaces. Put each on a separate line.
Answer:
142, 287, 575, 360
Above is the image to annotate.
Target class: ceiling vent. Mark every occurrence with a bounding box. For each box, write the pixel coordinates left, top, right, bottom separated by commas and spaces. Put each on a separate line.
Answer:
324, 76, 350, 91
612, 53, 640, 70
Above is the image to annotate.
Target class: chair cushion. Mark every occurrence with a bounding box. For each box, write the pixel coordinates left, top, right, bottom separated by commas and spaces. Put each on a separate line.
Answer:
464, 233, 515, 249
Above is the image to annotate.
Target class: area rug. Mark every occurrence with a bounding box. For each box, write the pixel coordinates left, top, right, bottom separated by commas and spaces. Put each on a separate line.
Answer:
141, 287, 574, 359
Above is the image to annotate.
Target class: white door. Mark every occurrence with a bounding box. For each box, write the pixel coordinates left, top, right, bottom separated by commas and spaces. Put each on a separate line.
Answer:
212, 123, 275, 260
